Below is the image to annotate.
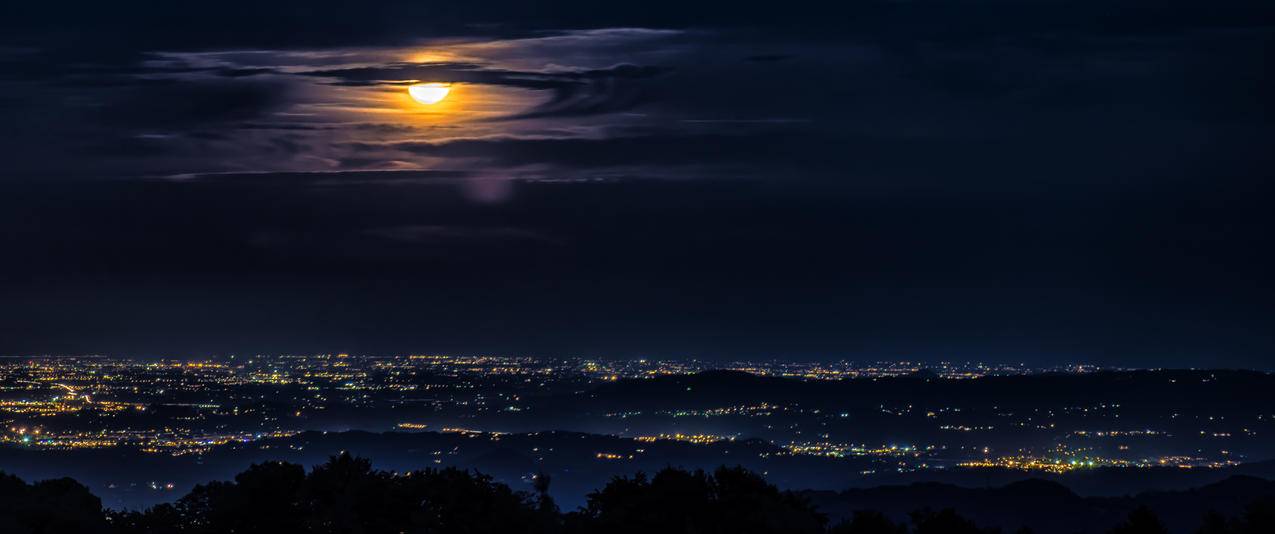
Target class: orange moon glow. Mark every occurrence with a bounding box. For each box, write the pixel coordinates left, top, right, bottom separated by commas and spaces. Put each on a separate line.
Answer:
408, 83, 451, 105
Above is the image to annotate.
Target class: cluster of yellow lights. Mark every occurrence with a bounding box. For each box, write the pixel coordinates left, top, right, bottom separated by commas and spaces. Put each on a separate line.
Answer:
633, 433, 734, 444
785, 443, 931, 458
3, 429, 301, 454
958, 457, 1105, 473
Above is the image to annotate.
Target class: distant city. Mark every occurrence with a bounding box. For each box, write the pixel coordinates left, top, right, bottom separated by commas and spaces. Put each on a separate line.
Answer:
2, 355, 1270, 511
0, 354, 1102, 454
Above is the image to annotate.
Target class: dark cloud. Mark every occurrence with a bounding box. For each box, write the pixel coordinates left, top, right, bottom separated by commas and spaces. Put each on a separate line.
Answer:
8, 1, 1274, 54
364, 225, 564, 246
503, 64, 669, 119
0, 47, 279, 87
93, 79, 291, 129
216, 67, 279, 78
744, 54, 793, 62
346, 133, 800, 170
0, 0, 1273, 366
164, 169, 475, 186
301, 62, 670, 119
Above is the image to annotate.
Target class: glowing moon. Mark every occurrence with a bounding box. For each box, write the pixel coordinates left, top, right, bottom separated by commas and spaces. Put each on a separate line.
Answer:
408, 83, 451, 105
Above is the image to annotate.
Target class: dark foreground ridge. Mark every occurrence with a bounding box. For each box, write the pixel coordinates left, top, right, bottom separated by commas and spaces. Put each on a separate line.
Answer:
2, 454, 1274, 534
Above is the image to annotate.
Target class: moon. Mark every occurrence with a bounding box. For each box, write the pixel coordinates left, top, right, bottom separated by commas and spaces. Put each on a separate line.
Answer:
408, 83, 451, 105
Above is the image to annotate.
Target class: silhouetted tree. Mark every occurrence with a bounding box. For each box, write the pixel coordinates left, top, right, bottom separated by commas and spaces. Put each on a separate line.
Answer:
12, 460, 1273, 534
175, 460, 308, 533
1232, 497, 1275, 534
1197, 510, 1231, 534
911, 508, 999, 534
1108, 506, 1168, 534
106, 503, 182, 534
534, 471, 558, 513
302, 452, 397, 532
395, 465, 554, 533
576, 465, 824, 534
1190, 497, 1275, 534
829, 510, 906, 534
99, 453, 556, 533
0, 471, 108, 534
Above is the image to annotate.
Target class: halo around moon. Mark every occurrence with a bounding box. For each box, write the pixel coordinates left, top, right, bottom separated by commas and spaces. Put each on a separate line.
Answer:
408, 83, 451, 105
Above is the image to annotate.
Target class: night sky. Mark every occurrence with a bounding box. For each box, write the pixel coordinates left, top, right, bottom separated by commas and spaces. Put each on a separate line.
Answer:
2, 1, 1273, 367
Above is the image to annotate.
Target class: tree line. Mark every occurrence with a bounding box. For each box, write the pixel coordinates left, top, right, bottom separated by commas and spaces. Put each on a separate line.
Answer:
1, 453, 1271, 533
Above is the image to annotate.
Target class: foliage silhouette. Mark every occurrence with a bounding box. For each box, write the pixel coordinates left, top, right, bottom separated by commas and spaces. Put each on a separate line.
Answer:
107, 453, 555, 534
2, 460, 1272, 533
1108, 506, 1169, 534
910, 508, 1001, 534
570, 465, 826, 534
1194, 497, 1275, 534
829, 510, 907, 534
0, 471, 109, 533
